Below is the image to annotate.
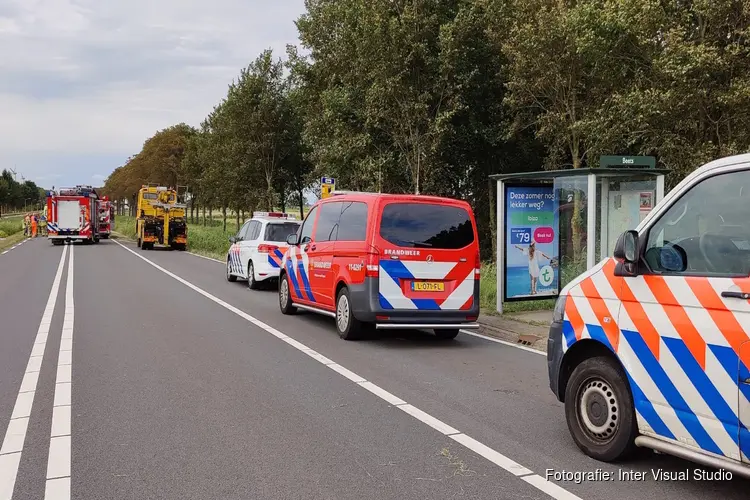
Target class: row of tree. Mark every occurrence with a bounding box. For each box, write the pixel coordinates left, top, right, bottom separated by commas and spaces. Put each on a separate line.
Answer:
103, 0, 750, 259
0, 170, 45, 217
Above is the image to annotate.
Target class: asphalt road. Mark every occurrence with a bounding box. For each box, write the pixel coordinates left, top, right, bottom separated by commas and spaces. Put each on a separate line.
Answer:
0, 237, 747, 500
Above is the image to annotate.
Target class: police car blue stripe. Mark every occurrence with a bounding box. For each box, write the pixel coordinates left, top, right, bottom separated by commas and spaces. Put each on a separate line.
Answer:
296, 259, 315, 302
273, 249, 284, 259
285, 259, 303, 298
626, 372, 676, 440
268, 256, 280, 268
561, 320, 577, 349
664, 337, 740, 446
378, 293, 394, 310
710, 345, 750, 404
622, 329, 723, 456
584, 324, 614, 352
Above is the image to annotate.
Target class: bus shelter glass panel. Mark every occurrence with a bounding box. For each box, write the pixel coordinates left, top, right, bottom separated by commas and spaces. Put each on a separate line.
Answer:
553, 175, 589, 289
596, 174, 659, 261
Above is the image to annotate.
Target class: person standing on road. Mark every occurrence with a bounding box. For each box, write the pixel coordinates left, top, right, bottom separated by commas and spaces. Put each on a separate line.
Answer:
30, 213, 38, 238
39, 214, 47, 236
23, 213, 30, 236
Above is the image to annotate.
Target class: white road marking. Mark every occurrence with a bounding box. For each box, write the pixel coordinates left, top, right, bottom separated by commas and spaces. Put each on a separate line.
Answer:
113, 239, 582, 500
460, 330, 547, 356
45, 244, 74, 500
0, 244, 68, 500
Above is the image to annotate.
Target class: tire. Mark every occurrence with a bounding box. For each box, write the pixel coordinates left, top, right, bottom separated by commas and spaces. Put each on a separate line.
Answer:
247, 262, 259, 290
226, 259, 237, 282
564, 356, 637, 462
278, 273, 297, 315
137, 237, 142, 248
335, 287, 362, 340
434, 328, 459, 340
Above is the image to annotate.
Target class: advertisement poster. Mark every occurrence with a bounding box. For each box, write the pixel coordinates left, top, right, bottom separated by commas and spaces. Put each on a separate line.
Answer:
504, 185, 560, 301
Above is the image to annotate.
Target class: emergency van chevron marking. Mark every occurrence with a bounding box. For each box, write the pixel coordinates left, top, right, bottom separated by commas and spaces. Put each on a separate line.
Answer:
561, 256, 750, 462
291, 247, 315, 302
377, 259, 474, 311
268, 248, 285, 269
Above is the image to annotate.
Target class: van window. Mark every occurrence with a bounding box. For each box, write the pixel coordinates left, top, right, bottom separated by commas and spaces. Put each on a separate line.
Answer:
299, 205, 319, 244
379, 203, 474, 249
142, 193, 157, 200
265, 222, 301, 242
337, 202, 368, 241
644, 169, 750, 276
314, 202, 342, 242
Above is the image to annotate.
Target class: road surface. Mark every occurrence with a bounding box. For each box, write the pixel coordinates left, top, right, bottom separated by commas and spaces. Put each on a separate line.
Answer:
0, 237, 746, 500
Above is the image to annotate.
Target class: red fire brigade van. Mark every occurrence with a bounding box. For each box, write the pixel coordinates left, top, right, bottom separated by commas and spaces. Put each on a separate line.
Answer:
46, 186, 100, 244
279, 192, 481, 340
96, 197, 113, 239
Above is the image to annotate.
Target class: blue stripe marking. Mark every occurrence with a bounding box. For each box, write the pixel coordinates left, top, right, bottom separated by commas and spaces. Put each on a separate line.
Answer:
562, 320, 577, 349
710, 345, 750, 403
379, 259, 413, 288
268, 256, 280, 268
379, 293, 394, 310
296, 259, 315, 302
285, 259, 303, 299
584, 324, 615, 353
626, 372, 676, 439
663, 337, 740, 446
411, 298, 441, 310
622, 329, 723, 455
274, 249, 284, 259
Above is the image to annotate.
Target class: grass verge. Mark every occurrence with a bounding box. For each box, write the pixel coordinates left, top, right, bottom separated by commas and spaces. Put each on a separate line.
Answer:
0, 230, 27, 252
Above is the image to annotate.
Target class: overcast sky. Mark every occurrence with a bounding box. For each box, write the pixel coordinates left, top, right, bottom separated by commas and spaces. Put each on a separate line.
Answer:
0, 0, 306, 189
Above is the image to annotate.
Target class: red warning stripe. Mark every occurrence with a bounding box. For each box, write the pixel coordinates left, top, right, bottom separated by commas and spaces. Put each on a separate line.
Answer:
643, 275, 706, 370
600, 259, 660, 360
578, 277, 621, 352
564, 293, 586, 341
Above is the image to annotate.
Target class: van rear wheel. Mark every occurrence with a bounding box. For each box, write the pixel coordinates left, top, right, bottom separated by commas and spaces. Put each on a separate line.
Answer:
336, 288, 362, 340
434, 328, 459, 340
564, 356, 637, 462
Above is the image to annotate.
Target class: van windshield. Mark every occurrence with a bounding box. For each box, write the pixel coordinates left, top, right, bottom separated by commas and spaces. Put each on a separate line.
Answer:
265, 222, 301, 242
379, 203, 474, 249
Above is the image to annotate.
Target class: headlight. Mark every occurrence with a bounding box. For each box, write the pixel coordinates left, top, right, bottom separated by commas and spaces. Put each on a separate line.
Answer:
552, 295, 567, 324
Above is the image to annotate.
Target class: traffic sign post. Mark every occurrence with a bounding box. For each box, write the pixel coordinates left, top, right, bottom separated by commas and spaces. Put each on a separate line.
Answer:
321, 177, 335, 199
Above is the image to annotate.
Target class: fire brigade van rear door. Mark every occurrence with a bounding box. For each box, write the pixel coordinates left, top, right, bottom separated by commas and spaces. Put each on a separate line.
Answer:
637, 167, 750, 462
310, 201, 342, 308
376, 202, 476, 311
241, 221, 262, 278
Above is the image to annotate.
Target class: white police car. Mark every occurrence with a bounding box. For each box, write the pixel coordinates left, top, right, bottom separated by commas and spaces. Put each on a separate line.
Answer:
226, 212, 301, 289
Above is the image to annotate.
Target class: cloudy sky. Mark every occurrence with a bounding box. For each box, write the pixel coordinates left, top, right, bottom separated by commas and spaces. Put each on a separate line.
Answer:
0, 0, 306, 189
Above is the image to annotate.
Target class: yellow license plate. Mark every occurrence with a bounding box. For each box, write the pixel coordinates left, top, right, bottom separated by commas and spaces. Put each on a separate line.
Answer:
411, 281, 444, 292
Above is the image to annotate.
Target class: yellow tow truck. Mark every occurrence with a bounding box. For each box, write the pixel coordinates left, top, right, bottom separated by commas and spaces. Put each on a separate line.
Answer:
135, 185, 188, 250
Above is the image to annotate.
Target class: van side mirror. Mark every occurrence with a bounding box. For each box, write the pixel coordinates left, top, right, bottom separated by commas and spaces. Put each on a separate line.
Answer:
286, 233, 298, 245
614, 230, 638, 263
229, 236, 236, 244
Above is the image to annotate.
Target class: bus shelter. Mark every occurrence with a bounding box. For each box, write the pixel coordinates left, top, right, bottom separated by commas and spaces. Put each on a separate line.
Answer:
491, 162, 666, 314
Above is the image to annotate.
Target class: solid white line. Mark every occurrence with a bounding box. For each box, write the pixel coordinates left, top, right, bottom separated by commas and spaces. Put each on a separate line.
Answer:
188, 252, 224, 264
0, 244, 68, 500
522, 473, 585, 500
460, 330, 547, 356
112, 239, 582, 500
45, 244, 74, 499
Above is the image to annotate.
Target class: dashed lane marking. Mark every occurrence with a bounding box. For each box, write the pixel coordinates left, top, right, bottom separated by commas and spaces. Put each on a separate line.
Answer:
0, 244, 68, 500
45, 244, 75, 499
113, 239, 581, 500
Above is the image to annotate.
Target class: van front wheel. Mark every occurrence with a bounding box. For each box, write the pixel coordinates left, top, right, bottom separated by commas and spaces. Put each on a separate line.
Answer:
564, 357, 637, 462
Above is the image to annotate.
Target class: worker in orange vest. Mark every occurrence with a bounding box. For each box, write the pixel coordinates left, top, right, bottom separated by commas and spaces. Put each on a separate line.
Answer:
30, 213, 38, 238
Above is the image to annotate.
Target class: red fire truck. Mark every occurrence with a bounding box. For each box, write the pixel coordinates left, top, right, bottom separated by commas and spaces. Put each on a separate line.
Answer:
46, 186, 100, 245
96, 197, 113, 239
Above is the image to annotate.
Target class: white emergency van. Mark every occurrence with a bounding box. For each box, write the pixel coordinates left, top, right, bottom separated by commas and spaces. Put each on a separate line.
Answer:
548, 153, 750, 478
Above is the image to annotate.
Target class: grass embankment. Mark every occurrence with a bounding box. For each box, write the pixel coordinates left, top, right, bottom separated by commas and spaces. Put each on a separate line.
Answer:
0, 219, 26, 252
114, 214, 554, 313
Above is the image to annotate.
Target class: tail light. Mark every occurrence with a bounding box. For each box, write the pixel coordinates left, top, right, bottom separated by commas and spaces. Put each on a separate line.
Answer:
258, 244, 278, 254
365, 250, 380, 278
475, 249, 481, 278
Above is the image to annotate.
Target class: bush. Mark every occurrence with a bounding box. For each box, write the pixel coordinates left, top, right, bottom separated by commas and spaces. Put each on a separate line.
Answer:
0, 219, 23, 237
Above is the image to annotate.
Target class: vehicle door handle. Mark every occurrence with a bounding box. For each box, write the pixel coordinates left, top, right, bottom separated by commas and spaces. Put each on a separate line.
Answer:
721, 291, 750, 300
309, 244, 316, 251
